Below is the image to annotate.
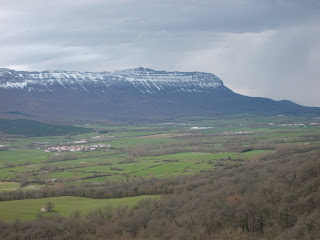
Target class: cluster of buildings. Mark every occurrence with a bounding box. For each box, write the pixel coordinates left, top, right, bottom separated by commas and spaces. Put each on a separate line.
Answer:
223, 131, 252, 135
190, 126, 213, 130
164, 122, 187, 126
44, 144, 111, 152
268, 123, 319, 127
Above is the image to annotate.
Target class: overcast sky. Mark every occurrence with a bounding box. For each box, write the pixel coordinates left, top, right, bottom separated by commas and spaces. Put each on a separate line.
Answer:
1, 0, 320, 106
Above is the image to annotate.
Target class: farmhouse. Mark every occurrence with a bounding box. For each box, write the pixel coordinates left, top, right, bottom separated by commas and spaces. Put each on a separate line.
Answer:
40, 206, 49, 212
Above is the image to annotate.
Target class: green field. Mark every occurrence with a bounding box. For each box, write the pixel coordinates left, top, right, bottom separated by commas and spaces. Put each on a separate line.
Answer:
0, 182, 19, 192
0, 195, 160, 221
0, 114, 319, 189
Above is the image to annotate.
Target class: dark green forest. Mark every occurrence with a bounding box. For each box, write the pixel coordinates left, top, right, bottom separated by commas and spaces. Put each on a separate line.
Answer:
0, 119, 91, 137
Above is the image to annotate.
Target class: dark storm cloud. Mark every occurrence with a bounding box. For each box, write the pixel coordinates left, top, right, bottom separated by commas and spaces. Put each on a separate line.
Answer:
0, 0, 319, 106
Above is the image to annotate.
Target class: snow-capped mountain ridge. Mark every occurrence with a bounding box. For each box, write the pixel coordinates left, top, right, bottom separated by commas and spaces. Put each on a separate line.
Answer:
1, 67, 319, 120
0, 67, 223, 94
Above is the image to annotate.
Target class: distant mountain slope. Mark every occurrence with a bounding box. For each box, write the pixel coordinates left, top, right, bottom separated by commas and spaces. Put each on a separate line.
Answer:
0, 67, 318, 120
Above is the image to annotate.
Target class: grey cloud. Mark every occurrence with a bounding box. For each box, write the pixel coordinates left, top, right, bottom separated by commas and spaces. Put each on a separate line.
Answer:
175, 18, 320, 106
0, 0, 319, 106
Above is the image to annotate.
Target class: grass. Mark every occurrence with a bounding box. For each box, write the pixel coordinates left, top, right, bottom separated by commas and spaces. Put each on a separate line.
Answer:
132, 161, 203, 178
0, 149, 49, 165
0, 114, 318, 186
141, 152, 238, 161
0, 150, 269, 182
242, 150, 271, 158
109, 137, 174, 148
0, 182, 19, 192
0, 195, 160, 222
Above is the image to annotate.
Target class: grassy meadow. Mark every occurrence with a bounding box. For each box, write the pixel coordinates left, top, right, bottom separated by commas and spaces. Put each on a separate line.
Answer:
0, 195, 160, 221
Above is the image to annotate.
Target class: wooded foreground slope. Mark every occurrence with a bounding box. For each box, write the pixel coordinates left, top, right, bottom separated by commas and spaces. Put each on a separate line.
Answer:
1, 145, 320, 239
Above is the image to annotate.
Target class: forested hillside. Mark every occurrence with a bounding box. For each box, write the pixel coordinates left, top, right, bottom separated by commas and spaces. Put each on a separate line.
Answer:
0, 119, 91, 137
1, 145, 319, 239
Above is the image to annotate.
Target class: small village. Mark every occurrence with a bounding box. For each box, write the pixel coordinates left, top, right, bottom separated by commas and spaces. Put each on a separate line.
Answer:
44, 143, 111, 152
268, 122, 319, 127
222, 131, 252, 135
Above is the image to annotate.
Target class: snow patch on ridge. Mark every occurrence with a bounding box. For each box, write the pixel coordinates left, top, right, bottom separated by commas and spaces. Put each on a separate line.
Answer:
0, 68, 224, 94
